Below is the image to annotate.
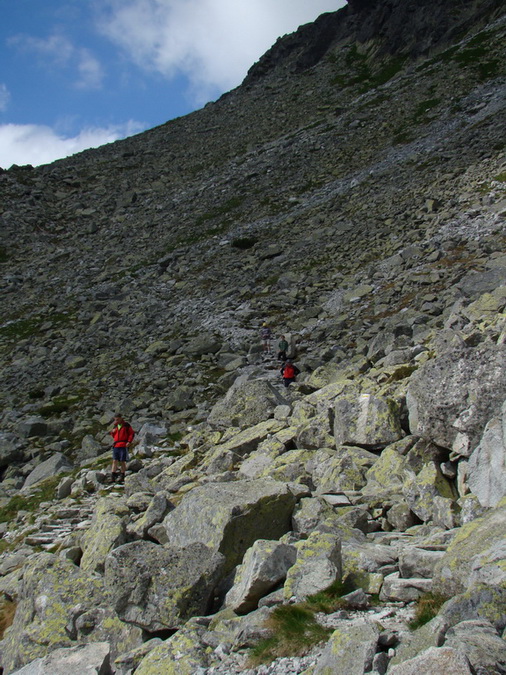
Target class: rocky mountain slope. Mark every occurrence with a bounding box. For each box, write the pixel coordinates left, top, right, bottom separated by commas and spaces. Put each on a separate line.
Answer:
0, 0, 505, 672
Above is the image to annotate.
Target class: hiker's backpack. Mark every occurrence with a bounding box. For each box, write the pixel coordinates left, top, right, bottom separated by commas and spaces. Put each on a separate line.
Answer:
283, 364, 296, 379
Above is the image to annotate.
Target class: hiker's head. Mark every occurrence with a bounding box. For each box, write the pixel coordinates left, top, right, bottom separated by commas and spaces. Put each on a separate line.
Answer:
113, 413, 124, 423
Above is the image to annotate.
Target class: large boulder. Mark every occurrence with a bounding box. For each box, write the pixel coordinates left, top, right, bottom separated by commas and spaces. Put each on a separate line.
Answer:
432, 500, 506, 595
283, 531, 342, 602
23, 453, 73, 489
311, 620, 379, 675
403, 462, 458, 524
334, 391, 404, 450
467, 401, 506, 507
163, 479, 299, 573
225, 539, 296, 614
0, 432, 25, 468
104, 541, 225, 631
444, 619, 506, 675
309, 446, 378, 493
207, 379, 287, 429
0, 554, 105, 673
406, 344, 506, 457
10, 642, 111, 675
202, 419, 285, 474
134, 623, 212, 675
80, 496, 129, 574
388, 646, 473, 674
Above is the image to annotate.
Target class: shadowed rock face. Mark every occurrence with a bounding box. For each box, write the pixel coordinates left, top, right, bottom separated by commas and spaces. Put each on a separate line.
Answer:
245, 0, 505, 83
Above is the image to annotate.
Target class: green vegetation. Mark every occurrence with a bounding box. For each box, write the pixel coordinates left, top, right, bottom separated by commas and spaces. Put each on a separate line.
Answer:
331, 46, 406, 92
195, 196, 245, 226
0, 311, 73, 342
249, 604, 332, 665
412, 98, 441, 123
231, 236, 258, 250
408, 592, 448, 630
0, 475, 63, 523
0, 246, 8, 263
37, 394, 82, 418
249, 579, 357, 665
494, 172, 506, 183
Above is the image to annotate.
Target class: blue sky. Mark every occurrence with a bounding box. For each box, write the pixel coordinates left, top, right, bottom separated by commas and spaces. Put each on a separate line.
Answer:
0, 0, 345, 169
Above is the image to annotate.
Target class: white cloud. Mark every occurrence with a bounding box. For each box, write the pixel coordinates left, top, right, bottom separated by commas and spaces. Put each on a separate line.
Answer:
0, 84, 11, 112
97, 0, 344, 103
76, 49, 104, 89
9, 33, 105, 90
0, 121, 144, 169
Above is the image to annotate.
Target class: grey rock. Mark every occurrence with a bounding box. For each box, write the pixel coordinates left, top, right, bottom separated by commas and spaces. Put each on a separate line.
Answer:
104, 541, 225, 631
467, 401, 506, 507
10, 642, 111, 675
23, 452, 73, 489
407, 344, 506, 457
163, 479, 297, 573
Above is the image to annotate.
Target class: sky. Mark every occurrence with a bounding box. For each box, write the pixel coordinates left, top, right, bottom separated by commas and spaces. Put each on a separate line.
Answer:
0, 0, 346, 169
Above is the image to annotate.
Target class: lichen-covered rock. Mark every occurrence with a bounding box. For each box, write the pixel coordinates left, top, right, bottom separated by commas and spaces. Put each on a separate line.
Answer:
295, 411, 335, 450
406, 344, 506, 457
363, 445, 414, 496
467, 401, 506, 507
387, 646, 473, 674
202, 418, 285, 473
283, 531, 341, 602
104, 541, 225, 631
80, 496, 129, 574
439, 586, 506, 633
403, 462, 458, 523
10, 642, 111, 675
432, 500, 506, 595
341, 542, 397, 587
309, 446, 378, 493
163, 479, 298, 573
128, 492, 172, 540
334, 391, 404, 449
208, 379, 287, 429
257, 448, 314, 485
379, 572, 432, 601
0, 554, 105, 673
225, 539, 296, 614
134, 623, 212, 675
444, 619, 506, 675
311, 619, 379, 675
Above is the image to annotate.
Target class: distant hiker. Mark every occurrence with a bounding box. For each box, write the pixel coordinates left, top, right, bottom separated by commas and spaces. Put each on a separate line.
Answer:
277, 335, 289, 361
109, 413, 134, 483
261, 322, 272, 353
280, 359, 300, 387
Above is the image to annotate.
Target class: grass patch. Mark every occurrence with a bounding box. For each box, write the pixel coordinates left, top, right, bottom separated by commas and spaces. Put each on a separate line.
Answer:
412, 98, 441, 124
195, 196, 244, 226
249, 578, 358, 665
0, 475, 63, 523
409, 592, 448, 630
249, 605, 332, 666
37, 394, 81, 418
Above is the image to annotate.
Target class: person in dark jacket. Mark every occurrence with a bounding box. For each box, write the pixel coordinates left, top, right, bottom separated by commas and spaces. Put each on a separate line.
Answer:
277, 335, 289, 361
109, 413, 135, 483
280, 359, 300, 387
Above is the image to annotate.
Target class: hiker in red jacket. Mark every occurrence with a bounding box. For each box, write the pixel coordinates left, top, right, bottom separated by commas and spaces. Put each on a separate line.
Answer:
109, 413, 135, 483
280, 359, 300, 388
